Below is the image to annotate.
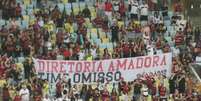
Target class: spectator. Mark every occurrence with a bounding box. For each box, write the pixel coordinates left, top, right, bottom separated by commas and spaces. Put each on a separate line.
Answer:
15, 3, 22, 19
174, 29, 185, 46
23, 58, 33, 79
19, 84, 30, 101
102, 48, 111, 59
119, 0, 126, 19
130, 0, 139, 20
101, 86, 110, 101
42, 95, 51, 101
51, 5, 61, 21
2, 83, 10, 101
173, 0, 183, 14
140, 1, 149, 21
82, 4, 91, 20
56, 79, 63, 98
92, 88, 100, 101
104, 0, 113, 22
0, 0, 200, 100
110, 19, 119, 42
14, 92, 21, 101
133, 79, 142, 101
111, 88, 118, 101
194, 27, 200, 43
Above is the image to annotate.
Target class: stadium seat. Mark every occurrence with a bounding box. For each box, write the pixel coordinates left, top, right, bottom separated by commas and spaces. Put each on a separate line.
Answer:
100, 32, 107, 39
108, 48, 113, 55
0, 19, 6, 27
168, 11, 174, 17
102, 38, 109, 43
58, 3, 65, 12
94, 39, 101, 45
65, 3, 72, 15
99, 43, 107, 49
164, 20, 171, 26
91, 28, 98, 39
107, 43, 113, 49
17, 57, 25, 63
90, 7, 96, 19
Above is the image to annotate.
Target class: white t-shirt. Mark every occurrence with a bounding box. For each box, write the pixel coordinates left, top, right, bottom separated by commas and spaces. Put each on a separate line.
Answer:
113, 1, 119, 11
42, 98, 51, 101
38, 20, 44, 27
152, 0, 157, 3
171, 47, 180, 57
56, 98, 63, 101
98, 84, 104, 91
147, 45, 154, 55
142, 87, 149, 96
156, 49, 163, 54
64, 35, 70, 44
154, 16, 160, 24
143, 33, 150, 45
19, 88, 30, 101
128, 0, 132, 4
176, 19, 186, 32
78, 51, 85, 60
140, 4, 148, 16
45, 41, 52, 50
62, 95, 70, 101
130, 2, 139, 14
91, 48, 97, 59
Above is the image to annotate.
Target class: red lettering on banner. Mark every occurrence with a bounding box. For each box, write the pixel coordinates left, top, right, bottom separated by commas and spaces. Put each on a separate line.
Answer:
84, 62, 91, 72
108, 61, 115, 72
38, 60, 45, 72
92, 61, 96, 72
160, 55, 166, 66
117, 59, 127, 70
68, 62, 75, 73
76, 62, 82, 72
136, 58, 143, 68
47, 61, 50, 72
128, 59, 135, 70
60, 62, 67, 73
97, 61, 103, 72
144, 57, 151, 68
152, 56, 159, 67
52, 61, 58, 72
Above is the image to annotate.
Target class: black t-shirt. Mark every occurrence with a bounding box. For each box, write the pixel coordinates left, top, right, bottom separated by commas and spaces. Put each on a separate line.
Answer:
111, 25, 119, 35
169, 78, 176, 94
82, 8, 91, 18
162, 6, 168, 17
179, 77, 185, 91
134, 83, 142, 95
56, 18, 64, 27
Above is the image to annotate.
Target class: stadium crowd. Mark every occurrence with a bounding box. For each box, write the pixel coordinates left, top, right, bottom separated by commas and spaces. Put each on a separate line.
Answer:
0, 0, 201, 101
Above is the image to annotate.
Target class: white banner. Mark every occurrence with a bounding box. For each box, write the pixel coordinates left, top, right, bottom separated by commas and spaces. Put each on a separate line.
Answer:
33, 53, 172, 84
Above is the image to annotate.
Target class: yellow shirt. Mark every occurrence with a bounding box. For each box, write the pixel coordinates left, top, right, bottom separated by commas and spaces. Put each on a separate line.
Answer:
48, 24, 54, 32
9, 89, 16, 100
51, 33, 56, 46
44, 23, 54, 32
107, 83, 113, 93
118, 21, 124, 28
43, 83, 49, 95
16, 63, 23, 71
24, 0, 31, 6
0, 79, 6, 87
86, 55, 93, 61
63, 0, 68, 4
64, 23, 74, 33
147, 95, 152, 101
